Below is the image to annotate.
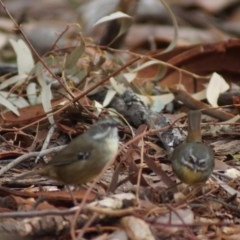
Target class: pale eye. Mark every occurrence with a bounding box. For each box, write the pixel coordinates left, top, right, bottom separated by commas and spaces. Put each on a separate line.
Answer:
198, 158, 207, 168
77, 152, 89, 161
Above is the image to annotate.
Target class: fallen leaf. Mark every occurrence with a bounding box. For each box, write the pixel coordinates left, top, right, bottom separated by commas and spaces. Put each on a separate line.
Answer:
206, 72, 229, 107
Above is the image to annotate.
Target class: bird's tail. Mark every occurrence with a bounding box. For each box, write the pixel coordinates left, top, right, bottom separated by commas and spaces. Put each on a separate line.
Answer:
13, 169, 43, 180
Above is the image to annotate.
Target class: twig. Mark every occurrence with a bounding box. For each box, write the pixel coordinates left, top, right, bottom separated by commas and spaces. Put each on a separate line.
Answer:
206, 197, 240, 218
49, 25, 70, 51
0, 146, 65, 177
0, 0, 75, 100
87, 205, 136, 217
18, 56, 141, 132
136, 134, 145, 205
76, 212, 98, 240
35, 125, 56, 163
0, 206, 79, 218
212, 175, 240, 198
166, 204, 198, 240
170, 86, 235, 121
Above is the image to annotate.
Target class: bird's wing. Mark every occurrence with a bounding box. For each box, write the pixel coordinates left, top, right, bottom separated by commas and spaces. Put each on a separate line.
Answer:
47, 134, 95, 167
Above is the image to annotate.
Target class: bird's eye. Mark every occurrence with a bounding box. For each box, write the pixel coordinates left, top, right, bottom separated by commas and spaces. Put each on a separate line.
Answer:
102, 123, 110, 129
77, 152, 89, 161
198, 158, 207, 168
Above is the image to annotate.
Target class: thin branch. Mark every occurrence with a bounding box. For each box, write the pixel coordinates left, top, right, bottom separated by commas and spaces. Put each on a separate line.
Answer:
0, 0, 75, 99
19, 56, 141, 131
35, 125, 56, 163
0, 206, 79, 218
0, 145, 65, 177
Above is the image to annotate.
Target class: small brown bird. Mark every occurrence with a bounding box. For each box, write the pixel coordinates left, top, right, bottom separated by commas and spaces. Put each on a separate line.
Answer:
16, 118, 119, 184
170, 110, 214, 184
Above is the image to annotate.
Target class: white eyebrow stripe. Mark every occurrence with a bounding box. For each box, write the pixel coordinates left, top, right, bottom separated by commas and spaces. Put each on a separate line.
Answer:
92, 129, 110, 140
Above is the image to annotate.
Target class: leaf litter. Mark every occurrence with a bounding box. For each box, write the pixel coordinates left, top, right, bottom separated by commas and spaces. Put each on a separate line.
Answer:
0, 0, 240, 239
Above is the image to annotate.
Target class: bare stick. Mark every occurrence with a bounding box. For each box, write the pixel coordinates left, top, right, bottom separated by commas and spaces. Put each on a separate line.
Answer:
35, 125, 56, 163
0, 146, 65, 177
